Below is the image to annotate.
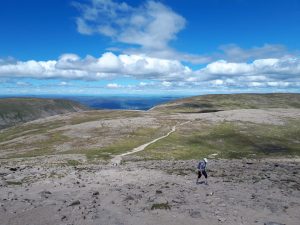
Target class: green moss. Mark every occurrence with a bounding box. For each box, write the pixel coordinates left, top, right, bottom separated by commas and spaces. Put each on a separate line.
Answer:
7, 180, 22, 185
151, 202, 171, 210
66, 160, 81, 166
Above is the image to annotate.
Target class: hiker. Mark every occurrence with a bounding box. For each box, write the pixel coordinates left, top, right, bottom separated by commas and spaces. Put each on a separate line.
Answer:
197, 158, 208, 184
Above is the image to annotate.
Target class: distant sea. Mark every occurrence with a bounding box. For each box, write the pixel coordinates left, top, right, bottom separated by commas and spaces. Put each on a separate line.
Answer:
0, 95, 186, 110
64, 95, 184, 110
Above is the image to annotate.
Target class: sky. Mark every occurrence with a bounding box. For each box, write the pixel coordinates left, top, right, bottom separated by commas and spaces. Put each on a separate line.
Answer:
0, 0, 300, 96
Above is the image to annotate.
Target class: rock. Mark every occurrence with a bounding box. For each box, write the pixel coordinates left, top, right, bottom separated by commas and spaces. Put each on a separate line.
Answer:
92, 191, 99, 196
172, 198, 185, 204
264, 222, 285, 225
69, 200, 80, 206
30, 170, 39, 175
61, 215, 67, 221
9, 167, 19, 172
189, 210, 202, 218
4, 174, 15, 180
40, 191, 52, 198
218, 217, 227, 222
19, 165, 27, 170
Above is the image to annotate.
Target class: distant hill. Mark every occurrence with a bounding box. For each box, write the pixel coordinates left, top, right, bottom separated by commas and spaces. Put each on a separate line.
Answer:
0, 98, 88, 129
151, 93, 300, 113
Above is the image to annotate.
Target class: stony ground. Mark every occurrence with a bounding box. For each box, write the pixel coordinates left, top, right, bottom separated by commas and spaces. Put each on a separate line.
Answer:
0, 156, 299, 225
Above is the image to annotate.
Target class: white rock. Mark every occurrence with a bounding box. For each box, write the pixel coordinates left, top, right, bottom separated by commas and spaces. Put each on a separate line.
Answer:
4, 174, 15, 180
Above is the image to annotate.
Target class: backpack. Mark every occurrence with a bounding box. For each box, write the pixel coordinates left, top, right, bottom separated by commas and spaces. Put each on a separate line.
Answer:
197, 161, 206, 170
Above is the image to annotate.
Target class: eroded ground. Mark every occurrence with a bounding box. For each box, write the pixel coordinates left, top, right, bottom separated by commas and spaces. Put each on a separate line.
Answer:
0, 157, 299, 225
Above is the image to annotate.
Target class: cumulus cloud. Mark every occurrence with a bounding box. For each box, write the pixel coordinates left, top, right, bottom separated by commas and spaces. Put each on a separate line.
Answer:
1, 53, 300, 90
184, 57, 300, 89
0, 52, 191, 80
202, 57, 300, 78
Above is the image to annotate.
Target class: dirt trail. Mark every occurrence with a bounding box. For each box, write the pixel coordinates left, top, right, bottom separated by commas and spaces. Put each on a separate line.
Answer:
111, 121, 190, 165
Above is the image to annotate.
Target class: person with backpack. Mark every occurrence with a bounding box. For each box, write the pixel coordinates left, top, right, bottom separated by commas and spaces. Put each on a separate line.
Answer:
197, 158, 208, 184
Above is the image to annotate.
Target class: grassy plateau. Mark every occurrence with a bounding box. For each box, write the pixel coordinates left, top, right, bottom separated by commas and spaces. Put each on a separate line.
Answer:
0, 93, 300, 161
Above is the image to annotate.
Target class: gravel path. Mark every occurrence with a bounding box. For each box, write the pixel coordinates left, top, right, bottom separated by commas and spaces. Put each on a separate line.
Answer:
111, 121, 190, 165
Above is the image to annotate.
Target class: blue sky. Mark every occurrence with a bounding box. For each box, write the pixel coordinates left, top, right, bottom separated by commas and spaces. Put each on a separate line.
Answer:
0, 0, 300, 95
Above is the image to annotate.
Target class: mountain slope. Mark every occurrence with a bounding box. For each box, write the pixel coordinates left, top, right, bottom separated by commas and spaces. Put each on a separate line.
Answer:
151, 93, 300, 113
0, 98, 88, 129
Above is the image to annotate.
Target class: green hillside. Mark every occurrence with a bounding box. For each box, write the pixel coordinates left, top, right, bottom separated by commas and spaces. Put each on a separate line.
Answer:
0, 98, 88, 129
152, 93, 300, 113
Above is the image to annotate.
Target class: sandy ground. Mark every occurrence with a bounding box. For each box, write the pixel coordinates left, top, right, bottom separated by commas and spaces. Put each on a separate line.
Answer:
0, 157, 299, 225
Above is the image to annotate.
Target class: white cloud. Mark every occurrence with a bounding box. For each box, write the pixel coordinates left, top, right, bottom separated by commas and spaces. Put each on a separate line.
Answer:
192, 57, 300, 89
248, 82, 264, 87
139, 82, 148, 86
16, 81, 31, 86
73, 0, 210, 64
202, 57, 300, 78
76, 18, 93, 35
217, 44, 295, 62
1, 53, 300, 90
107, 83, 121, 88
74, 0, 297, 65
211, 79, 224, 85
74, 0, 185, 50
59, 81, 68, 86
0, 52, 191, 80
205, 60, 252, 75
162, 81, 172, 87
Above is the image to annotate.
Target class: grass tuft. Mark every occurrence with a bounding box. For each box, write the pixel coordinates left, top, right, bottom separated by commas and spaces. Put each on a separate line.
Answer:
151, 202, 171, 210
67, 160, 81, 166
